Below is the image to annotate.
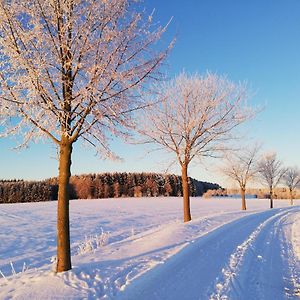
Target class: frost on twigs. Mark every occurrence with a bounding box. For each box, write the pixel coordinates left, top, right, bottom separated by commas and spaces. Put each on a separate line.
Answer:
0, 0, 172, 273
77, 229, 110, 255
50, 256, 57, 272
220, 144, 261, 210
258, 152, 286, 207
0, 261, 29, 282
138, 72, 254, 166
137, 72, 254, 222
0, 0, 173, 153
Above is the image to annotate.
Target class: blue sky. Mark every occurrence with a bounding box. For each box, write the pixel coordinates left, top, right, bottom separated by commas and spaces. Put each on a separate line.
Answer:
1, 0, 300, 186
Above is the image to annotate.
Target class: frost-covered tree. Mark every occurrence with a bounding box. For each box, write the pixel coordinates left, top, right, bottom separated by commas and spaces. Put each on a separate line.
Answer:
139, 73, 253, 222
0, 0, 171, 272
221, 144, 260, 210
283, 167, 300, 205
258, 152, 286, 209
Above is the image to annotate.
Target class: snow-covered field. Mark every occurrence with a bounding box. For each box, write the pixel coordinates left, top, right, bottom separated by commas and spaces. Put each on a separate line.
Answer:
0, 197, 299, 299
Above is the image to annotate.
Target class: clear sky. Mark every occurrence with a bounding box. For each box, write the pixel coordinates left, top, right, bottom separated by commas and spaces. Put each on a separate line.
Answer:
1, 0, 300, 187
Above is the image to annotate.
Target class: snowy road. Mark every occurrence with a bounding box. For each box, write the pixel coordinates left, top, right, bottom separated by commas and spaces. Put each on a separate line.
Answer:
118, 207, 300, 300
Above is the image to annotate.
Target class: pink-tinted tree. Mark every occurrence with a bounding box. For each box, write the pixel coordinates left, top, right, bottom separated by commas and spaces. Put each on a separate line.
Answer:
283, 167, 300, 205
221, 144, 260, 210
258, 152, 286, 208
139, 73, 253, 222
0, 0, 171, 272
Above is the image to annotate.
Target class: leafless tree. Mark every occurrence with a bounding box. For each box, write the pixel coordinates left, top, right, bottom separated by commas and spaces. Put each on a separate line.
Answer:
258, 152, 286, 209
0, 0, 172, 272
221, 144, 260, 210
283, 167, 300, 205
139, 72, 253, 222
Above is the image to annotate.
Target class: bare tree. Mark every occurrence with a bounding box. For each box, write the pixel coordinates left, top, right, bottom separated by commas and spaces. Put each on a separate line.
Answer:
221, 144, 260, 210
258, 152, 286, 209
283, 167, 300, 205
139, 73, 253, 222
0, 0, 171, 272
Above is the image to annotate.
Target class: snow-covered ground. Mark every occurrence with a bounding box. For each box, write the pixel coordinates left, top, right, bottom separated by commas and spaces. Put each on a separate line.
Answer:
0, 197, 299, 299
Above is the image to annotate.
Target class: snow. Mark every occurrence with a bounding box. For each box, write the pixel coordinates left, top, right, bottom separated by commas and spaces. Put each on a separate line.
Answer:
292, 213, 300, 261
0, 197, 299, 299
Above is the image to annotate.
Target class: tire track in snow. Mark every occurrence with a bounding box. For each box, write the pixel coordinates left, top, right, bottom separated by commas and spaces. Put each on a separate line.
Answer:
118, 208, 295, 300
242, 208, 300, 300
209, 208, 298, 299
289, 212, 300, 297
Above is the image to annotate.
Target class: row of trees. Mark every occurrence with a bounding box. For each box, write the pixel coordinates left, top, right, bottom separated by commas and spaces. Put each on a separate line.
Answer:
68, 173, 190, 199
0, 173, 221, 203
221, 146, 300, 210
67, 172, 220, 199
205, 187, 300, 201
0, 180, 51, 203
0, 0, 253, 272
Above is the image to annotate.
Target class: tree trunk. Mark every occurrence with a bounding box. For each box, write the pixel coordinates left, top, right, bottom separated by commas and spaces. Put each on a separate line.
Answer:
182, 163, 191, 222
56, 138, 73, 272
290, 189, 294, 206
241, 187, 246, 210
269, 188, 273, 209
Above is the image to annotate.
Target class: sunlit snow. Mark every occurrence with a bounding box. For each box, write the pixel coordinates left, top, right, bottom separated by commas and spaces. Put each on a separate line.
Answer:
0, 197, 299, 299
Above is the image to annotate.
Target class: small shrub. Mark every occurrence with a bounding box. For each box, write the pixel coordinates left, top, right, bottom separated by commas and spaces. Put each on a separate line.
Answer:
77, 228, 110, 255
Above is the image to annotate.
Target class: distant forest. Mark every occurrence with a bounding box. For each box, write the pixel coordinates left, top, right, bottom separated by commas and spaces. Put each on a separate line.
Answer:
0, 173, 221, 204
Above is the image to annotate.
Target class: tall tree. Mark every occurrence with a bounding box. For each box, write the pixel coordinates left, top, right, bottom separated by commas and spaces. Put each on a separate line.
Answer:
221, 144, 260, 210
0, 0, 171, 272
139, 73, 253, 222
258, 152, 286, 209
283, 167, 300, 205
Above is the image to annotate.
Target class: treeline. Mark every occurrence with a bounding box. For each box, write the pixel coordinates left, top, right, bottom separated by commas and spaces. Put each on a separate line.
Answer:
223, 188, 300, 200
203, 187, 300, 200
0, 180, 51, 203
0, 172, 221, 203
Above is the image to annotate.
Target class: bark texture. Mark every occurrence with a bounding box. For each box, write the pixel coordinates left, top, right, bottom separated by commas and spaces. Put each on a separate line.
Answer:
290, 189, 294, 206
269, 189, 273, 209
241, 187, 246, 210
182, 164, 191, 222
56, 138, 72, 272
